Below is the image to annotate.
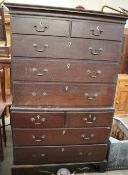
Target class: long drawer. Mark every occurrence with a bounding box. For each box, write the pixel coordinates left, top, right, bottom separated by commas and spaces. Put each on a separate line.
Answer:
12, 35, 121, 61
12, 128, 111, 146
11, 16, 70, 37
13, 144, 107, 164
11, 110, 113, 128
12, 82, 116, 107
12, 59, 119, 83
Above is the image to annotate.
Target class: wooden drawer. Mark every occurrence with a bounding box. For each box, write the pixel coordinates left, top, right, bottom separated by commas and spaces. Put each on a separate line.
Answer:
12, 35, 121, 61
11, 111, 64, 128
13, 82, 116, 107
71, 21, 123, 41
13, 144, 107, 164
11, 16, 69, 37
66, 111, 113, 128
12, 59, 119, 83
12, 128, 111, 146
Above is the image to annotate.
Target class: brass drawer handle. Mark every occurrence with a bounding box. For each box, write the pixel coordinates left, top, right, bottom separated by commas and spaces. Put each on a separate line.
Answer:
32, 153, 45, 158
87, 69, 101, 78
32, 68, 48, 76
33, 43, 48, 52
31, 115, 46, 125
33, 22, 49, 32
90, 26, 104, 36
84, 93, 98, 100
79, 152, 92, 156
83, 114, 96, 124
41, 153, 45, 157
32, 91, 37, 97
89, 47, 103, 55
32, 135, 46, 142
81, 133, 94, 140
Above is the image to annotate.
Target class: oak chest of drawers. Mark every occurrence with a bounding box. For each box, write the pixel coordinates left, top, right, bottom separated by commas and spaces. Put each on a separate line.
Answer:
6, 2, 127, 175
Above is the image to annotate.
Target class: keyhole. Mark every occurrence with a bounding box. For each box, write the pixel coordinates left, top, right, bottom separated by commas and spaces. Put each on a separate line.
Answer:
67, 63, 70, 69
68, 42, 71, 47
62, 130, 66, 135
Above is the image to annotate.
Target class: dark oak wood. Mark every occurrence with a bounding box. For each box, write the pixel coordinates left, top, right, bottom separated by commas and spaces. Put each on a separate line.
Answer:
11, 110, 113, 128
4, 2, 127, 174
12, 59, 119, 83
66, 111, 113, 128
11, 16, 70, 37
71, 21, 124, 41
11, 160, 108, 175
12, 82, 116, 107
11, 15, 124, 41
12, 127, 111, 146
11, 111, 65, 128
13, 144, 107, 164
12, 35, 121, 61
5, 2, 128, 21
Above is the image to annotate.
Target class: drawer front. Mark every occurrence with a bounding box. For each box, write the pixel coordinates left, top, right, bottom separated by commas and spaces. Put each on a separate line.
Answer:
12, 59, 119, 83
11, 16, 69, 37
11, 112, 64, 128
66, 111, 113, 128
13, 128, 111, 146
14, 144, 107, 164
13, 83, 116, 107
12, 35, 121, 61
71, 21, 123, 41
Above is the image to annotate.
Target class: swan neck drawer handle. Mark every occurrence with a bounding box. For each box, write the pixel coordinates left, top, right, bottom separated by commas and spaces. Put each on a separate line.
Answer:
33, 43, 48, 52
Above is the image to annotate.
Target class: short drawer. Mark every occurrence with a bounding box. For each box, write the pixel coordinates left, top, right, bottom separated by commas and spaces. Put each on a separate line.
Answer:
11, 16, 69, 37
12, 82, 116, 107
12, 59, 119, 83
12, 127, 111, 146
66, 111, 113, 128
71, 21, 124, 41
12, 35, 121, 61
11, 111, 64, 128
14, 144, 107, 164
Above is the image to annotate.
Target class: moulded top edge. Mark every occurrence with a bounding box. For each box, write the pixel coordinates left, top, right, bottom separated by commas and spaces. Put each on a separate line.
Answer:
4, 2, 128, 22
